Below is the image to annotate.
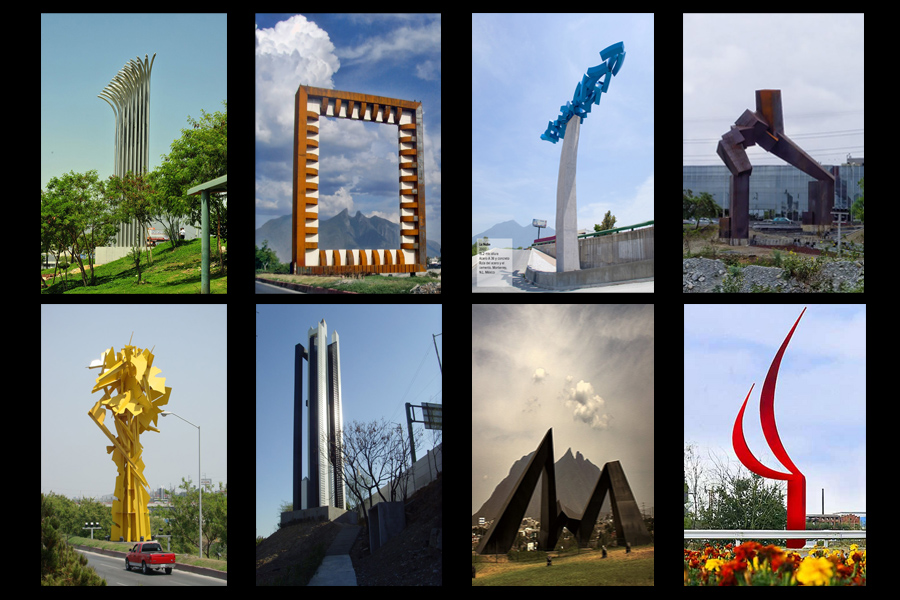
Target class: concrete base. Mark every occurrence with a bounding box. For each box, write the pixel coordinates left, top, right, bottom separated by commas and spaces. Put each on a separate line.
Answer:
368, 501, 406, 553
718, 238, 749, 246
555, 115, 581, 273
96, 246, 138, 264
280, 505, 348, 527
525, 259, 653, 290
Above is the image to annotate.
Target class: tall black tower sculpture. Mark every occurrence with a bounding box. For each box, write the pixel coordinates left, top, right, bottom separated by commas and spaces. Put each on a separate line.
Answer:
293, 342, 307, 512
293, 320, 346, 512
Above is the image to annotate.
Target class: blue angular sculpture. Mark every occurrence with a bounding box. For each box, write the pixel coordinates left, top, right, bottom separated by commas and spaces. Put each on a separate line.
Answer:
541, 42, 625, 143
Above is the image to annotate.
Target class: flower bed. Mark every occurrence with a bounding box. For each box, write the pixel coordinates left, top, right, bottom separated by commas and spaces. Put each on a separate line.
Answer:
684, 541, 865, 586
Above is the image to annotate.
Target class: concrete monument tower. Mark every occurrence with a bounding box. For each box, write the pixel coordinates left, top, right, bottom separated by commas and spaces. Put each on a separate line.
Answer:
294, 320, 346, 511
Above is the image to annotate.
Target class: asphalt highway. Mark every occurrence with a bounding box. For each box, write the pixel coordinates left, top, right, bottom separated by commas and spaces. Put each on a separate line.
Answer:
74, 548, 227, 586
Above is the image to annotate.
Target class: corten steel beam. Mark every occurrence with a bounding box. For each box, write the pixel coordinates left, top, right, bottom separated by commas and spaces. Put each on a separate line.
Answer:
99, 53, 156, 248
475, 429, 560, 554
475, 428, 652, 554
716, 90, 835, 243
291, 85, 427, 275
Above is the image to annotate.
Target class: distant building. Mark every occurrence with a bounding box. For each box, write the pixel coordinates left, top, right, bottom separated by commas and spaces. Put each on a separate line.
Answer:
683, 163, 864, 220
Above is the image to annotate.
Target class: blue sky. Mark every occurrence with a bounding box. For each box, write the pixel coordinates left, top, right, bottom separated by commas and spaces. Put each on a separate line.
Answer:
40, 305, 228, 499
41, 14, 227, 190
472, 14, 654, 238
256, 305, 442, 537
255, 14, 442, 246
684, 305, 866, 515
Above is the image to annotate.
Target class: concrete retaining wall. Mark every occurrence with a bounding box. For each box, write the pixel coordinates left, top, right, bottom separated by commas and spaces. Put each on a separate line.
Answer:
537, 226, 654, 269
580, 226, 654, 267
526, 259, 654, 290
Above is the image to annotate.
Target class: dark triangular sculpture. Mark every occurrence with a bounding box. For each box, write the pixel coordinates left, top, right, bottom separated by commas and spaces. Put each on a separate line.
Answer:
475, 428, 651, 554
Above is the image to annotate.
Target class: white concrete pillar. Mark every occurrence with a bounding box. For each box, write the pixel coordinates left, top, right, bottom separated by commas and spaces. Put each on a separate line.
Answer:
555, 115, 581, 272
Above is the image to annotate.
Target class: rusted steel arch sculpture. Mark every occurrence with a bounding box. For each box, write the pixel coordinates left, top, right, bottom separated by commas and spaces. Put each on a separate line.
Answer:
732, 308, 807, 548
475, 428, 651, 554
716, 90, 834, 244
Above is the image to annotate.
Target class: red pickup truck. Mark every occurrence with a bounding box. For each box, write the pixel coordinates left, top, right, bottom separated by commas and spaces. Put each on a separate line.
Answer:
125, 542, 176, 575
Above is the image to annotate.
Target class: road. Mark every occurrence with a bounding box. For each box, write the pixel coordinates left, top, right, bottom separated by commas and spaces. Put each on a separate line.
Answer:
75, 548, 227, 586
256, 280, 304, 293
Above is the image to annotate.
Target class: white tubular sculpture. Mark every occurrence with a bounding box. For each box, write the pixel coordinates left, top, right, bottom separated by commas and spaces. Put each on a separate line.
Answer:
98, 53, 155, 247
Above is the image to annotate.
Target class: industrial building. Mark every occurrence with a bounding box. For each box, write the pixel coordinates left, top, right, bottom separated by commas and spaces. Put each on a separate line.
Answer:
683, 161, 864, 221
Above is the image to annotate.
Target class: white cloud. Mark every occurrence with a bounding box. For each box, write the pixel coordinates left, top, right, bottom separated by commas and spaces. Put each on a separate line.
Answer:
532, 367, 547, 383
318, 186, 356, 218
339, 19, 441, 66
255, 15, 340, 146
562, 379, 610, 430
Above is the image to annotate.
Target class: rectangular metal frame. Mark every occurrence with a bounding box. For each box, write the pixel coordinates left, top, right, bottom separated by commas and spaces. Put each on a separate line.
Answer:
292, 85, 427, 274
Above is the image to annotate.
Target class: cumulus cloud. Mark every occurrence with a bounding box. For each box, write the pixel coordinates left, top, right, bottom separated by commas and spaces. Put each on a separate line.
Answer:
562, 379, 610, 430
255, 15, 340, 146
532, 367, 547, 383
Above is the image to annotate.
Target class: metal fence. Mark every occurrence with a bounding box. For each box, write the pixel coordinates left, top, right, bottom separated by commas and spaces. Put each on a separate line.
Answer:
684, 529, 865, 540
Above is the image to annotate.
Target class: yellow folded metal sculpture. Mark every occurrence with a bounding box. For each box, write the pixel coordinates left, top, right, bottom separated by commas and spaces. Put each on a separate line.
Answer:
87, 338, 171, 542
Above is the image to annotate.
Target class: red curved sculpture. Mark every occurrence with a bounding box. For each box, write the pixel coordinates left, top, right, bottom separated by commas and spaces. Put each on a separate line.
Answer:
732, 307, 807, 548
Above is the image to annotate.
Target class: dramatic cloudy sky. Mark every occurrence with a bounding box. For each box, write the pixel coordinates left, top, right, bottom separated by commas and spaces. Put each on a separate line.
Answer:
684, 305, 866, 515
255, 14, 441, 244
472, 304, 654, 515
683, 14, 864, 167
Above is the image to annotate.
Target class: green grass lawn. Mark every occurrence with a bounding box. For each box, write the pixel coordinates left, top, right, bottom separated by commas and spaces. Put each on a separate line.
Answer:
41, 239, 227, 294
473, 545, 654, 586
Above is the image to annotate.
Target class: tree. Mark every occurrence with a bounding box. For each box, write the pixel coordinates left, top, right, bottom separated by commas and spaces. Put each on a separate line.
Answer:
41, 170, 117, 288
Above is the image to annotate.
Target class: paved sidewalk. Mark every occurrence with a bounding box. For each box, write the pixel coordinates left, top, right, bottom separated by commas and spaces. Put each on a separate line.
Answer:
307, 524, 360, 586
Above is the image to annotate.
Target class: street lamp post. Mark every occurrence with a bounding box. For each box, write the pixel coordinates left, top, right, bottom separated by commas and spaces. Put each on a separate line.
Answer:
160, 411, 202, 559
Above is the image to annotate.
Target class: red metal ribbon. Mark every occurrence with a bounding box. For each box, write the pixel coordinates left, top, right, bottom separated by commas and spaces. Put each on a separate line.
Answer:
732, 308, 807, 548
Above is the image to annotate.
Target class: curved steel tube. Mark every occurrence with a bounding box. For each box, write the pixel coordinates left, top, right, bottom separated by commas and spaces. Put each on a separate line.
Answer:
98, 54, 155, 247
97, 53, 156, 179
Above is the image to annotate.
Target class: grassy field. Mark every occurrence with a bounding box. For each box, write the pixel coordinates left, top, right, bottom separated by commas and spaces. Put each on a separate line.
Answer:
41, 239, 227, 294
473, 545, 654, 586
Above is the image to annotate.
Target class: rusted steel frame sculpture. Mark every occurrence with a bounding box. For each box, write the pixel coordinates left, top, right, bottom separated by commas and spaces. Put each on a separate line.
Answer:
475, 428, 651, 554
716, 90, 834, 243
732, 308, 807, 548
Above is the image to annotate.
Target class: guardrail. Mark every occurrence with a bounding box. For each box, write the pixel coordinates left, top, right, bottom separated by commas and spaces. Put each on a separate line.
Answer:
684, 530, 865, 540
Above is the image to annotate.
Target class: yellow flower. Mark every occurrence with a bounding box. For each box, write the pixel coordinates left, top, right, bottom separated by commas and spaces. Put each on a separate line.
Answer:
796, 556, 834, 586
704, 558, 724, 571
